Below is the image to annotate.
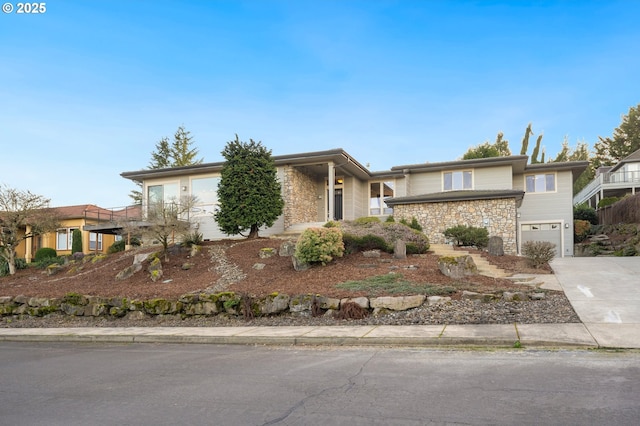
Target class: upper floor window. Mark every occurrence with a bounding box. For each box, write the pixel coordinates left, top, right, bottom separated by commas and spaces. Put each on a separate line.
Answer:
443, 171, 472, 191
369, 181, 394, 215
525, 173, 555, 193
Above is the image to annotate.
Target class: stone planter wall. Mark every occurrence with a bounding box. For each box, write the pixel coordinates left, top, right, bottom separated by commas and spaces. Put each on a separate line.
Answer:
393, 198, 518, 254
0, 289, 544, 321
282, 166, 319, 229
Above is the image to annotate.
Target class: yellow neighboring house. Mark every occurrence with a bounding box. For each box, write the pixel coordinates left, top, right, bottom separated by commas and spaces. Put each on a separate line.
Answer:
16, 204, 130, 262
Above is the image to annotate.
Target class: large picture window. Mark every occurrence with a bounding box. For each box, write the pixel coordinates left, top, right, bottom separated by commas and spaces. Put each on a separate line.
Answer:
443, 171, 472, 191
191, 177, 220, 214
56, 228, 78, 250
525, 173, 555, 193
369, 181, 394, 215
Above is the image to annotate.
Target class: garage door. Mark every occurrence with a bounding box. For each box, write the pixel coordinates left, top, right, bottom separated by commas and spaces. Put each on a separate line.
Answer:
521, 222, 562, 257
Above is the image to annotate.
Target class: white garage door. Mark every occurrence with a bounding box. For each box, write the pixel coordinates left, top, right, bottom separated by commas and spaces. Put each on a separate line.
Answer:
521, 222, 562, 257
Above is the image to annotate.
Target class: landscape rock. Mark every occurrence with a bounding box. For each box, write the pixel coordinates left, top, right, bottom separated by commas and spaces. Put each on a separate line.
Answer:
370, 295, 425, 311
292, 255, 310, 271
259, 248, 276, 259
116, 263, 142, 281
278, 240, 296, 257
487, 236, 504, 256
362, 250, 381, 258
437, 255, 477, 279
394, 240, 407, 259
260, 293, 291, 315
147, 258, 163, 282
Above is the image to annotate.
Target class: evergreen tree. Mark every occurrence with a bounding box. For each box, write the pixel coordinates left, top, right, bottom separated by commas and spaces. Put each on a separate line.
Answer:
530, 134, 544, 164
171, 126, 203, 167
214, 135, 284, 239
129, 126, 204, 204
462, 132, 511, 159
71, 229, 82, 254
594, 103, 640, 166
520, 123, 533, 155
149, 137, 172, 169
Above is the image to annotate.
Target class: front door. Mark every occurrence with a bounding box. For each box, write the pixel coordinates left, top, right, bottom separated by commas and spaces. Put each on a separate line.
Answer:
334, 189, 343, 220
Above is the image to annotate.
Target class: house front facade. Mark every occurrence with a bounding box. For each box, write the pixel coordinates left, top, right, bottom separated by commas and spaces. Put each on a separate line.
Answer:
121, 149, 587, 257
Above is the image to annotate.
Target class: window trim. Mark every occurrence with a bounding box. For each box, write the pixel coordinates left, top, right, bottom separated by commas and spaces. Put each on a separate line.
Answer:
442, 170, 473, 191
524, 172, 557, 193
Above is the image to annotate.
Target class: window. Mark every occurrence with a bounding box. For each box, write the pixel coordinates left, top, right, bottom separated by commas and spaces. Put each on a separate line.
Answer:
191, 177, 220, 214
89, 233, 102, 251
148, 183, 180, 205
369, 181, 394, 215
525, 173, 555, 192
56, 228, 78, 250
443, 171, 472, 191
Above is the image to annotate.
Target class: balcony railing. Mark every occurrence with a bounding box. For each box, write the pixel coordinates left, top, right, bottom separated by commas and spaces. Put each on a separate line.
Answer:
574, 169, 640, 204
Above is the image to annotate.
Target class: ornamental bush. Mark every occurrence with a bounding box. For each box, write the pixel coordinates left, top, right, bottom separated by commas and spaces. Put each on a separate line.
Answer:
522, 241, 556, 268
338, 220, 429, 254
34, 247, 57, 262
574, 219, 592, 243
0, 257, 27, 277
443, 225, 489, 248
573, 203, 598, 225
294, 227, 344, 265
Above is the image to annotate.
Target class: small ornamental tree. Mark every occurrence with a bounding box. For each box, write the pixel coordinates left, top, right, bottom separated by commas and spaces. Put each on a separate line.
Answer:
214, 135, 284, 239
0, 184, 60, 275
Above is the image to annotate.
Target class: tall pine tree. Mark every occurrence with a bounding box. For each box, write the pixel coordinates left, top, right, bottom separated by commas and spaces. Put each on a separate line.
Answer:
594, 103, 640, 167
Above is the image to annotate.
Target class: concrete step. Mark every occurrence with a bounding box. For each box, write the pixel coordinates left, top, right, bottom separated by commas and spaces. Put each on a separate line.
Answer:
429, 244, 510, 279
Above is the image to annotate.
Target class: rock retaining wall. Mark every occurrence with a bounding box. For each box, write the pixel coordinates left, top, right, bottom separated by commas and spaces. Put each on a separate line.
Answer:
0, 289, 545, 320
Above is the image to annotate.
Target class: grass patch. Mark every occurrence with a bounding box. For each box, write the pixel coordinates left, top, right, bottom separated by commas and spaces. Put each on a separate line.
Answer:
335, 273, 456, 296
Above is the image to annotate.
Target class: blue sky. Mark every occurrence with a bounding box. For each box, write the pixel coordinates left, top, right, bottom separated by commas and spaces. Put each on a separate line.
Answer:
1, 0, 639, 208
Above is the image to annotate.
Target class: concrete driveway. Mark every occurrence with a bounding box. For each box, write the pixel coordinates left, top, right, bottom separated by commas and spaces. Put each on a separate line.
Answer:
551, 257, 640, 348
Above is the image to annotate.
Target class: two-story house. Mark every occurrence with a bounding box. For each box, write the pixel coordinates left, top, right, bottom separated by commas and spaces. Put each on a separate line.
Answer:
121, 149, 587, 257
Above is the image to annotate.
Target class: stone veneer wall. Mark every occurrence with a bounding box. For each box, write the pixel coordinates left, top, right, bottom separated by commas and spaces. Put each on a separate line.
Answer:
282, 166, 319, 229
394, 198, 517, 254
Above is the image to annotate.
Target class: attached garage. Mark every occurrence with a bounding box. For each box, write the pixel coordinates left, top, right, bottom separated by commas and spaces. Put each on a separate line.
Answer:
520, 222, 564, 257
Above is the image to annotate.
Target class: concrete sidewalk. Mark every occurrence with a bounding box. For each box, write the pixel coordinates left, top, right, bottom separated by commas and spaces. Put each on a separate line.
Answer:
0, 323, 598, 348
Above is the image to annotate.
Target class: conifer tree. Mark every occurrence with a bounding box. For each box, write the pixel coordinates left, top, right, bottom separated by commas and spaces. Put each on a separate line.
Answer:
214, 135, 284, 239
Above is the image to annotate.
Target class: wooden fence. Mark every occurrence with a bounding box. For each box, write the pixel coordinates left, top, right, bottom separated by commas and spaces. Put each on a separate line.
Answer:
598, 194, 640, 225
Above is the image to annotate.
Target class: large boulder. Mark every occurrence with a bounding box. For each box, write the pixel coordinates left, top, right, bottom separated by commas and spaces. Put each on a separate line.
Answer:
370, 295, 425, 311
437, 255, 477, 279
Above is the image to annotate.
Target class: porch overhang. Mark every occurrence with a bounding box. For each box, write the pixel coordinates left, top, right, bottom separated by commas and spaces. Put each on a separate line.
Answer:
386, 189, 525, 208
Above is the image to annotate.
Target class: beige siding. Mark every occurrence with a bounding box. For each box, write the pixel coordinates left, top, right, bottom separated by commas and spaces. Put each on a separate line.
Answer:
516, 170, 574, 256
406, 172, 441, 194
474, 165, 513, 190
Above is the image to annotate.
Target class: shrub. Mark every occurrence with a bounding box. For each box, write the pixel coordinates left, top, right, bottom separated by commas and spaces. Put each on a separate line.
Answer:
71, 229, 82, 254
353, 216, 381, 225
385, 215, 395, 223
339, 220, 429, 254
295, 227, 344, 265
574, 220, 592, 243
342, 233, 390, 253
182, 231, 203, 247
522, 241, 556, 268
597, 197, 620, 209
0, 257, 28, 277
323, 221, 340, 228
399, 216, 423, 232
443, 225, 489, 248
34, 247, 57, 262
574, 203, 598, 225
107, 237, 141, 254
